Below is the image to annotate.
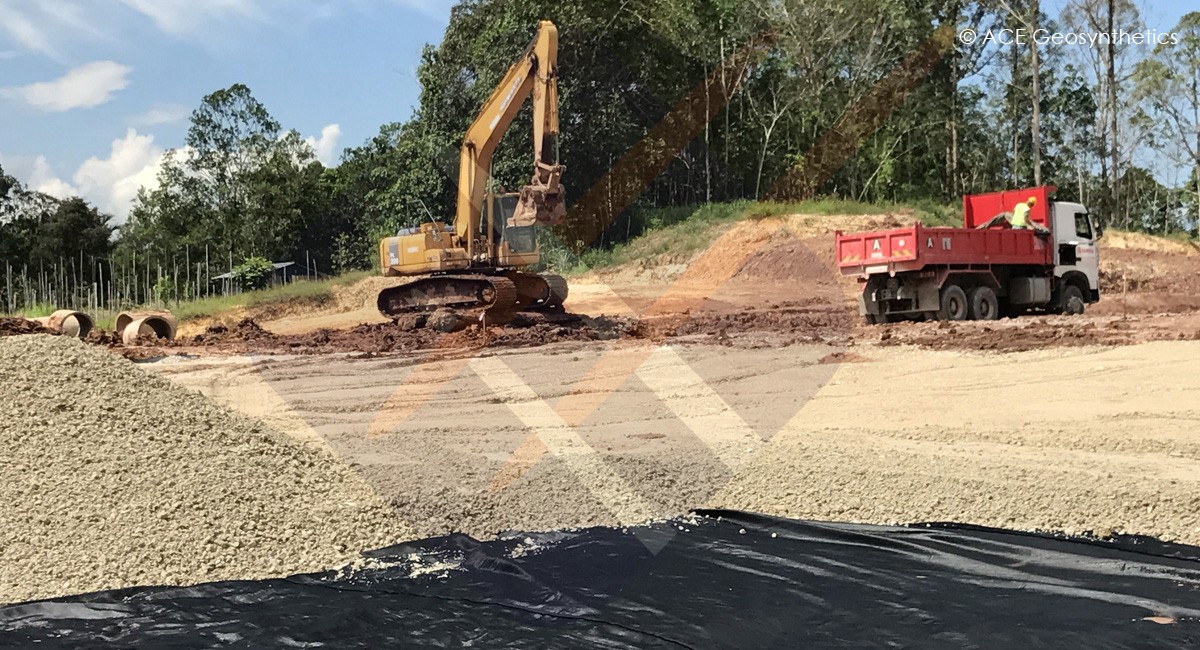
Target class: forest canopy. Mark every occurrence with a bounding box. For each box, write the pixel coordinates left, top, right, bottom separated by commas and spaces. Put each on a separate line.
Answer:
2, 1, 1198, 310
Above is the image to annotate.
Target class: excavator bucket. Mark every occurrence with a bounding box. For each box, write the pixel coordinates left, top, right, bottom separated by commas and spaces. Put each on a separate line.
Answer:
511, 162, 566, 227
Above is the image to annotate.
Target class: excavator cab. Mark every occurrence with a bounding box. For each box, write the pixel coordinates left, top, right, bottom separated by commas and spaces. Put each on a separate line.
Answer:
487, 192, 539, 266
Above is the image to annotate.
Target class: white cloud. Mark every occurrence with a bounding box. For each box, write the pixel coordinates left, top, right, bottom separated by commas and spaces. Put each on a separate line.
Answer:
0, 1, 112, 61
5, 122, 345, 223
130, 103, 191, 126
4, 130, 165, 222
3, 61, 132, 112
72, 129, 165, 220
29, 156, 76, 199
0, 153, 73, 198
118, 0, 269, 35
305, 124, 342, 166
0, 7, 60, 59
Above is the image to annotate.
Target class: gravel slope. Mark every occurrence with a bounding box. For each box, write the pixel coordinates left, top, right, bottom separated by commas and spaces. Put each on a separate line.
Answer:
0, 335, 412, 605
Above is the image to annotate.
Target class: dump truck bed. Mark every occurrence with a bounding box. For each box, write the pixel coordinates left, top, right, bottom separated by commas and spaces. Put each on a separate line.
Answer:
837, 186, 1059, 277
835, 223, 1053, 277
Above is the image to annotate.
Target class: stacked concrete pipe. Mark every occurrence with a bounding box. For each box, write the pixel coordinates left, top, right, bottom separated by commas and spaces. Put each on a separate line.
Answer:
31, 310, 96, 339
116, 311, 178, 345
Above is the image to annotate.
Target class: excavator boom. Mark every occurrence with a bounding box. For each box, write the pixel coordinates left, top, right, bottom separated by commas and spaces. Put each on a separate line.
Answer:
456, 20, 565, 254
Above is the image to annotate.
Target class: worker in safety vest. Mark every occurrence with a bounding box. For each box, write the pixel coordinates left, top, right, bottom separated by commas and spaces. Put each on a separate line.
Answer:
1011, 196, 1036, 229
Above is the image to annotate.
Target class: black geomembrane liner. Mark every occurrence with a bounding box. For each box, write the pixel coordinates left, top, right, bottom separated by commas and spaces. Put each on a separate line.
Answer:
2, 510, 1198, 648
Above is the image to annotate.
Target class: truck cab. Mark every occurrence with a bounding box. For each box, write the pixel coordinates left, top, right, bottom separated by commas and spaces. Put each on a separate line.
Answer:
1050, 200, 1102, 306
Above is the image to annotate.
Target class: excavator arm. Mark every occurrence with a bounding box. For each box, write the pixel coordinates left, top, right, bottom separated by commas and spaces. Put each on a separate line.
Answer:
455, 20, 565, 258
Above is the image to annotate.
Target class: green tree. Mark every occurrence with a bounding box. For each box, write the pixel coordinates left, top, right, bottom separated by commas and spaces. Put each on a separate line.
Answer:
31, 198, 115, 270
1134, 12, 1200, 230
121, 84, 329, 274
1118, 166, 1185, 234
230, 256, 275, 291
328, 120, 448, 268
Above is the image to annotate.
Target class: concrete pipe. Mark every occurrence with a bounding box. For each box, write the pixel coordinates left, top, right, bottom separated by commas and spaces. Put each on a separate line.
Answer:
116, 311, 177, 345
31, 310, 96, 339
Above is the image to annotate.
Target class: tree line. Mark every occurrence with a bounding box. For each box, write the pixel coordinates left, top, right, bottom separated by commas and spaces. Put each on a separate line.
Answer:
2, 0, 1198, 314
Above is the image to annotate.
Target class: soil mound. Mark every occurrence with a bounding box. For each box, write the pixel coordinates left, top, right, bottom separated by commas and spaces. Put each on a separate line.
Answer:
331, 276, 413, 312
184, 314, 635, 356
732, 231, 841, 288
873, 315, 1200, 352
0, 318, 51, 337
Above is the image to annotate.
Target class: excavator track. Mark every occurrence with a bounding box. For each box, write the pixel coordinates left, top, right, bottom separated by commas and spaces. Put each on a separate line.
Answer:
377, 275, 519, 324
505, 271, 569, 312
541, 274, 569, 310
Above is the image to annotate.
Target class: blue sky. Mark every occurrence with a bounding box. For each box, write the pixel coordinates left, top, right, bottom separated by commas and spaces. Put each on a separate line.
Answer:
0, 1, 1194, 222
0, 0, 453, 220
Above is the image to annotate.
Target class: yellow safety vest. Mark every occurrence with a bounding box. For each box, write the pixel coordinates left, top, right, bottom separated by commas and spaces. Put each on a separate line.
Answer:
1012, 203, 1031, 228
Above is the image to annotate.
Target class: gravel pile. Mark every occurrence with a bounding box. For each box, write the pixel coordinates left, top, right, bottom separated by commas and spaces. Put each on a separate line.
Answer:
0, 335, 412, 605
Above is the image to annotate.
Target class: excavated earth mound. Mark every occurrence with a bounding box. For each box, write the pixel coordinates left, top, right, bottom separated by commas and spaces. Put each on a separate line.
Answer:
0, 318, 52, 337
873, 314, 1200, 352
184, 315, 633, 356
122, 303, 857, 358
0, 335, 412, 605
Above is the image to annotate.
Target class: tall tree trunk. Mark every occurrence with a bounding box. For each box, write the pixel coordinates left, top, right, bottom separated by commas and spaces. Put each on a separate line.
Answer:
704, 58, 712, 204
1011, 39, 1020, 186
1106, 0, 1120, 225
756, 121, 775, 199
950, 97, 960, 196
949, 1, 961, 197
720, 34, 730, 199
1076, 149, 1085, 202
1030, 0, 1042, 186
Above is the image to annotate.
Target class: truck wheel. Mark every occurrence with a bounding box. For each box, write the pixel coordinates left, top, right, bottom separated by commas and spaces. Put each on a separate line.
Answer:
968, 286, 1000, 321
938, 284, 969, 321
1060, 285, 1086, 316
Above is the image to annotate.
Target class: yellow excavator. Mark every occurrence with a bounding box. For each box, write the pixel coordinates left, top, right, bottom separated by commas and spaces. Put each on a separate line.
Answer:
376, 20, 567, 328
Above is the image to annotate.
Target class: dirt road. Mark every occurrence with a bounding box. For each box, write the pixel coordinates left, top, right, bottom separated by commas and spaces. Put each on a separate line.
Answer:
155, 337, 1200, 544
134, 217, 1200, 545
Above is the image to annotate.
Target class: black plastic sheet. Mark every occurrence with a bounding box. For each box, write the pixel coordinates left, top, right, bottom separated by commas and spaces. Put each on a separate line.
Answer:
2, 510, 1198, 648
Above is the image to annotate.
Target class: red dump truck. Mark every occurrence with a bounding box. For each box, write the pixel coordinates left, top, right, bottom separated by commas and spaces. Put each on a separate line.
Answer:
835, 186, 1102, 323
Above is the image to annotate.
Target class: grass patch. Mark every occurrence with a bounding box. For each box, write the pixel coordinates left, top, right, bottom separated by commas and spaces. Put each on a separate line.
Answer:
1161, 230, 1200, 245
568, 202, 752, 272
86, 312, 119, 331
10, 303, 58, 319
3, 303, 119, 331
3, 271, 375, 329
167, 271, 372, 322
567, 197, 959, 273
